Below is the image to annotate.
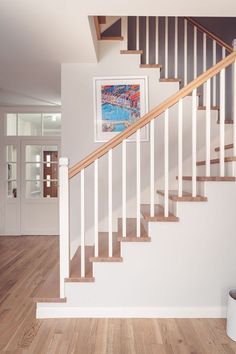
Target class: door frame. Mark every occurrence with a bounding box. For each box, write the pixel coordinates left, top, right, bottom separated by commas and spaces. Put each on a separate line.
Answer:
1, 136, 61, 236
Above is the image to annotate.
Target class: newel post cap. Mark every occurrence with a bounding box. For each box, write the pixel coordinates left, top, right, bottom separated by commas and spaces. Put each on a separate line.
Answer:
59, 157, 69, 167
232, 39, 236, 51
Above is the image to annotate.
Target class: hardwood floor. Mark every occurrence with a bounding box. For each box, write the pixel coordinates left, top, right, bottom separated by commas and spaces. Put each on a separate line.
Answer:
1, 236, 236, 353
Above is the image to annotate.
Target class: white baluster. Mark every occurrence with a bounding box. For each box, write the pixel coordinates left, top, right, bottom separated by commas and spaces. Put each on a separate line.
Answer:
206, 79, 211, 177
136, 16, 139, 51
234, 60, 236, 158
165, 17, 168, 79
136, 129, 141, 237
233, 41, 236, 162
150, 120, 155, 217
122, 139, 127, 237
146, 16, 149, 65
174, 17, 178, 79
203, 33, 207, 106
59, 157, 70, 298
94, 159, 98, 257
156, 17, 159, 64
121, 16, 128, 51
192, 89, 197, 197
108, 150, 113, 256
184, 19, 188, 85
164, 109, 169, 217
193, 26, 197, 79
80, 168, 85, 277
212, 40, 217, 107
178, 99, 183, 197
220, 68, 225, 176
203, 33, 207, 72
222, 46, 226, 59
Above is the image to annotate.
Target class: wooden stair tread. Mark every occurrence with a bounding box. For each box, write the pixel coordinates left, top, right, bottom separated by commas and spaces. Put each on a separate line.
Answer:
90, 232, 122, 262
197, 156, 236, 166
140, 64, 162, 69
179, 176, 236, 181
198, 105, 220, 110
215, 143, 233, 152
100, 36, 123, 40
140, 204, 179, 222
33, 262, 65, 303
217, 119, 233, 124
120, 50, 143, 54
157, 190, 207, 202
65, 246, 95, 282
159, 78, 181, 83
117, 218, 150, 241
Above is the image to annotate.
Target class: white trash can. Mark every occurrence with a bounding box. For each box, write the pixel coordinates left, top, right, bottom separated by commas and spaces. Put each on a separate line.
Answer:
227, 289, 236, 341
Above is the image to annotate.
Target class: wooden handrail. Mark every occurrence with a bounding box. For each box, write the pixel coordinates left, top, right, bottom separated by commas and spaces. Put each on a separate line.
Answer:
69, 52, 236, 179
185, 17, 233, 53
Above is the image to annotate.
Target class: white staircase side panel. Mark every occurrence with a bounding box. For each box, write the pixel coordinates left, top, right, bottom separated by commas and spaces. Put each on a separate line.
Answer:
37, 181, 236, 318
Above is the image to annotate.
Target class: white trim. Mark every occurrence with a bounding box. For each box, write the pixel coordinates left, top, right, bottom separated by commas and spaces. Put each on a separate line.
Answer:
37, 305, 227, 319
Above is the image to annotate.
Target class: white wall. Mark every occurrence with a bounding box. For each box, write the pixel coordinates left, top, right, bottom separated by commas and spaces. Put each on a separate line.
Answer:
62, 41, 179, 253
61, 40, 232, 255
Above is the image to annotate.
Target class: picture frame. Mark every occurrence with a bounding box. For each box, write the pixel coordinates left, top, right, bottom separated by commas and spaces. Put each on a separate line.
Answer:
93, 76, 149, 142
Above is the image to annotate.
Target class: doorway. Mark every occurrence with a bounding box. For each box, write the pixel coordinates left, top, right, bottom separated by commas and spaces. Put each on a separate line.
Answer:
1, 111, 61, 235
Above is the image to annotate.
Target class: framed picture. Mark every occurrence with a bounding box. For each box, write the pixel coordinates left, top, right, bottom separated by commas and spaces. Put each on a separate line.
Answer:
93, 76, 148, 142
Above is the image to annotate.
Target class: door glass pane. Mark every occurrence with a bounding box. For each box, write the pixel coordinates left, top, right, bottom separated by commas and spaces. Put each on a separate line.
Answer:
42, 146, 58, 161
18, 114, 42, 136
25, 145, 41, 162
25, 181, 41, 198
7, 181, 17, 198
26, 163, 41, 180
6, 114, 17, 136
6, 145, 17, 162
43, 114, 61, 136
7, 163, 17, 180
43, 162, 58, 179
43, 180, 58, 198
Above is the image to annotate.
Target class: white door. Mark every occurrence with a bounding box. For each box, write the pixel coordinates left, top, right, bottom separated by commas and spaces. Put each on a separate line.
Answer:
3, 138, 60, 235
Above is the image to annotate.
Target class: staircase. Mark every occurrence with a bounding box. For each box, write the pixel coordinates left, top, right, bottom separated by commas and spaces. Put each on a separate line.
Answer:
34, 16, 236, 318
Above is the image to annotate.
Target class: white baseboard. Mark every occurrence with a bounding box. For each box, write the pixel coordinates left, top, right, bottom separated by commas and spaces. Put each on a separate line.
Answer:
37, 306, 227, 319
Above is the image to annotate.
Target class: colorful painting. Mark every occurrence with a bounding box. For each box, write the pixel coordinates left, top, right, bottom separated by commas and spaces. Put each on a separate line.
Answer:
94, 77, 148, 142
101, 84, 140, 133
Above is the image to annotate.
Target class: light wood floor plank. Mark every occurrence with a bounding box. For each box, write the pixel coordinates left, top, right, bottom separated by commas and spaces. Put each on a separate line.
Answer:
1, 236, 236, 353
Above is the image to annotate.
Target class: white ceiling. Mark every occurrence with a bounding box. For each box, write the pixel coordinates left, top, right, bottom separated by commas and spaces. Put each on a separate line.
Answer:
0, 0, 236, 106
0, 0, 97, 106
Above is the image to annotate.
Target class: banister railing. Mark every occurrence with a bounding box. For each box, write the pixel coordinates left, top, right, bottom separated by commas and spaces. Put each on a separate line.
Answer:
60, 19, 236, 288
185, 17, 233, 54
69, 52, 236, 179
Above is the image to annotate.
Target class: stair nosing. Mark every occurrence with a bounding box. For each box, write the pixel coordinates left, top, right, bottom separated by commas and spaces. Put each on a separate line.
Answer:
178, 176, 236, 181
65, 277, 95, 282
89, 256, 123, 262
196, 156, 236, 166
33, 297, 67, 303
157, 190, 207, 202
117, 236, 151, 242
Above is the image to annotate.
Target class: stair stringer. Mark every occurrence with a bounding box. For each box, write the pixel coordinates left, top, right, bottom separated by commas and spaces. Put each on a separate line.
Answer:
36, 180, 236, 318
